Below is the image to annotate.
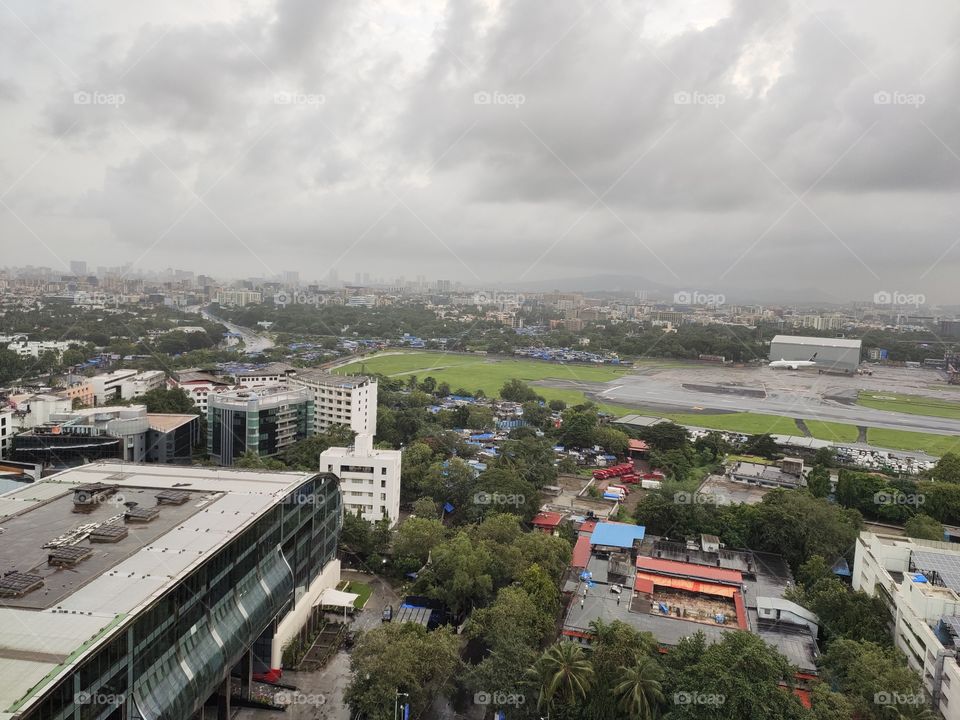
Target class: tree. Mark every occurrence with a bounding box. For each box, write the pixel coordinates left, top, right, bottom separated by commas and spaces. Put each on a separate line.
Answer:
932, 452, 960, 484
661, 631, 809, 720
813, 446, 836, 468
635, 421, 688, 452
345, 623, 460, 720
393, 517, 447, 566
500, 378, 540, 403
233, 450, 286, 470
807, 464, 831, 498
548, 399, 567, 412
903, 513, 944, 541
526, 642, 594, 711
613, 656, 664, 720
400, 442, 433, 502
420, 532, 494, 617
560, 410, 597, 449
521, 401, 550, 429
744, 433, 780, 459
818, 639, 924, 720
136, 386, 198, 414
786, 576, 890, 645
411, 497, 438, 519
595, 426, 629, 456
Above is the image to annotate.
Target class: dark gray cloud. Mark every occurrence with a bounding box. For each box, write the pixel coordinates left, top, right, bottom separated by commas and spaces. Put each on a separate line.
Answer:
1, 0, 959, 302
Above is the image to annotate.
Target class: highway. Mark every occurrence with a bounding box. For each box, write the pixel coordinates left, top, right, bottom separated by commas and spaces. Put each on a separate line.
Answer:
198, 308, 275, 355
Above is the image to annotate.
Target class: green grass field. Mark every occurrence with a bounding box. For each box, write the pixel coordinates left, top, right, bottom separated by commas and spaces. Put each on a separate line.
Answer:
340, 351, 958, 456
865, 428, 960, 456
858, 391, 960, 420
339, 580, 373, 609
338, 351, 633, 397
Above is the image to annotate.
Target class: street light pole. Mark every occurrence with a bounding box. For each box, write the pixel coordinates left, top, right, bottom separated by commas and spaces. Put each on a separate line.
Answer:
394, 691, 409, 720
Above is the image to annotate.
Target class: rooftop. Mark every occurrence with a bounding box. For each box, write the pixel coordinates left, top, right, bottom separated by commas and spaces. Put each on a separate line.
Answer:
145, 413, 199, 433
292, 369, 373, 388
589, 522, 646, 549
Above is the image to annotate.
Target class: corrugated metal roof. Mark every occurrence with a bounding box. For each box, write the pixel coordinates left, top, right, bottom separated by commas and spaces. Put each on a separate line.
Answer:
770, 335, 862, 349
589, 522, 646, 548
635, 556, 743, 584
571, 535, 591, 568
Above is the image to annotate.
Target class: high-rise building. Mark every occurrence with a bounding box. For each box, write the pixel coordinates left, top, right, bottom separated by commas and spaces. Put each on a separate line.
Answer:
0, 461, 343, 720
321, 432, 400, 524
854, 531, 960, 718
69, 260, 87, 276
286, 370, 377, 436
208, 386, 313, 465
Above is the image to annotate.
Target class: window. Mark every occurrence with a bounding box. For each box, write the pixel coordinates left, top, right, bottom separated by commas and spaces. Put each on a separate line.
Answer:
381, 480, 386, 488
381, 467, 387, 475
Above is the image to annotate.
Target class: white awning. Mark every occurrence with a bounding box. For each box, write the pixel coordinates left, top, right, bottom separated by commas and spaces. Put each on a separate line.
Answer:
314, 588, 359, 608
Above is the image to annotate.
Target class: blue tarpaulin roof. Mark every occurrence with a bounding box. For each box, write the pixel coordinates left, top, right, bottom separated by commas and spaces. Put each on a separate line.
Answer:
589, 522, 646, 548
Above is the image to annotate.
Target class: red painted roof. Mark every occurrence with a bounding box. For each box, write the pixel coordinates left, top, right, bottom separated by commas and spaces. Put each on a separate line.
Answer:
628, 439, 650, 451
578, 518, 598, 534
635, 556, 743, 584
532, 511, 564, 528
572, 535, 592, 568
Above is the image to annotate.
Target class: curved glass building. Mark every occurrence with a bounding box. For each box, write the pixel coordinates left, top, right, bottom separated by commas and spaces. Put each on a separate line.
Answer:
0, 461, 343, 720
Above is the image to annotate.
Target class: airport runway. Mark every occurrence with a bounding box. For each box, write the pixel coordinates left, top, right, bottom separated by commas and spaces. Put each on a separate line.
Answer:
578, 366, 960, 438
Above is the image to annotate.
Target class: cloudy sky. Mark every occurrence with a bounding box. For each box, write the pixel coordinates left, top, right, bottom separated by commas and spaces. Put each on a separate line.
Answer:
1, 0, 959, 302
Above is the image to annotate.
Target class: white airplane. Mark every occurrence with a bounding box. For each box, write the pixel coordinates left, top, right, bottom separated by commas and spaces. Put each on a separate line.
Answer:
769, 352, 817, 370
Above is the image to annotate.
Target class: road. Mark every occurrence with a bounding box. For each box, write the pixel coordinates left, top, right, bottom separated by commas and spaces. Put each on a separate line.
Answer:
198, 308, 275, 355
589, 369, 960, 438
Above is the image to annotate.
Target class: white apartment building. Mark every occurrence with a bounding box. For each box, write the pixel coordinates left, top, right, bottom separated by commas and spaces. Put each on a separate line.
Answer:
120, 369, 166, 400
321, 433, 400, 524
90, 369, 139, 405
287, 369, 377, 435
214, 288, 262, 306
0, 409, 12, 458
854, 531, 960, 719
3, 337, 76, 358
90, 369, 166, 405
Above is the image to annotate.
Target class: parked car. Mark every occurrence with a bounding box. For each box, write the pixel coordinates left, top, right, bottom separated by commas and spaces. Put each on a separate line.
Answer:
382, 604, 393, 622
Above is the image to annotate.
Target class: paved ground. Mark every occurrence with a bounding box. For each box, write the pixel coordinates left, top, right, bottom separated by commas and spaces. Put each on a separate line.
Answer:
573, 364, 960, 436
235, 570, 399, 720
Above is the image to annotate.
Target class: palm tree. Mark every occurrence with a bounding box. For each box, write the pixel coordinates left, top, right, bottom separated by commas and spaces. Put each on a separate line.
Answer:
613, 656, 665, 720
526, 641, 595, 710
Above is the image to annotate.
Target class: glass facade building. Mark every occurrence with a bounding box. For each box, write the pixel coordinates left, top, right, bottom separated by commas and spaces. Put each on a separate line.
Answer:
208, 387, 313, 466
10, 472, 341, 720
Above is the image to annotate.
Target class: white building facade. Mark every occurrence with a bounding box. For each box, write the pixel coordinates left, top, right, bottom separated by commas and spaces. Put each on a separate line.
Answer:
854, 531, 960, 719
321, 433, 400, 524
287, 370, 377, 435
